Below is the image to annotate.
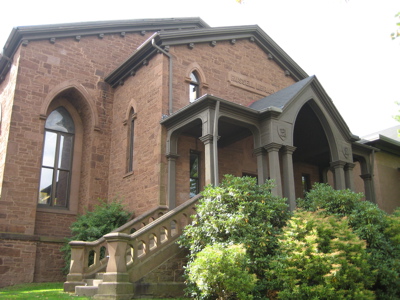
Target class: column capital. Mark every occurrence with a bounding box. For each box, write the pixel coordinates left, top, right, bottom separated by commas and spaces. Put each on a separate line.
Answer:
282, 145, 297, 155
330, 160, 347, 169
344, 162, 356, 171
360, 173, 372, 180
253, 146, 266, 156
264, 142, 282, 153
166, 153, 179, 160
199, 134, 213, 144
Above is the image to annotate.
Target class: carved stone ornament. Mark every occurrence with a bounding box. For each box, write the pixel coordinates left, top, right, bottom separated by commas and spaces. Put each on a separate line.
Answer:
277, 126, 287, 141
342, 146, 350, 159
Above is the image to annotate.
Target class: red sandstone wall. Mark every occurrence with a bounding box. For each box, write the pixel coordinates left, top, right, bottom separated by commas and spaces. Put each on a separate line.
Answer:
107, 53, 167, 216
0, 239, 36, 288
0, 48, 21, 230
0, 31, 156, 287
170, 39, 296, 112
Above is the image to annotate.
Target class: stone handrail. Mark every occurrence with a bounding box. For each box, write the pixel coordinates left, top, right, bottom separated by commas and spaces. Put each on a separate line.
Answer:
101, 195, 200, 283
65, 205, 169, 282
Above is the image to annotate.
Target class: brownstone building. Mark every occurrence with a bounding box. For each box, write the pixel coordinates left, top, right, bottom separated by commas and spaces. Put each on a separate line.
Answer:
0, 18, 399, 297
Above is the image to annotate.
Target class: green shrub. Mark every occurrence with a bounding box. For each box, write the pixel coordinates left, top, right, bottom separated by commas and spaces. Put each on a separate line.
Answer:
298, 184, 400, 299
180, 175, 290, 298
266, 210, 375, 300
187, 243, 257, 300
61, 199, 132, 274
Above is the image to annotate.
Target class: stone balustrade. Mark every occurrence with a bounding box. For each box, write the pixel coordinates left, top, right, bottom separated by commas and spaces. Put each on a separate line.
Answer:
64, 196, 200, 296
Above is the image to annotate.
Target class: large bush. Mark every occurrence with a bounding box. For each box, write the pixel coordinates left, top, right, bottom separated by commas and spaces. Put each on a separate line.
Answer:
265, 210, 375, 299
180, 175, 291, 298
62, 199, 132, 274
187, 243, 257, 300
298, 183, 400, 299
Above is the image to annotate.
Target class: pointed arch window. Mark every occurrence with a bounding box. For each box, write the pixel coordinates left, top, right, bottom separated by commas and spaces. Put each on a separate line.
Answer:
127, 108, 136, 173
189, 72, 200, 103
38, 107, 75, 208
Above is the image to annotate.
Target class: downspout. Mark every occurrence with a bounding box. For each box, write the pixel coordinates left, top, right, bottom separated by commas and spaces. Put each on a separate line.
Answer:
151, 39, 173, 115
213, 101, 220, 186
370, 149, 376, 203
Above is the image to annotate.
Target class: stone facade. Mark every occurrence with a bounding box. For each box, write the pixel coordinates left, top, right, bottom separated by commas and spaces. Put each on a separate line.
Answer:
0, 18, 399, 289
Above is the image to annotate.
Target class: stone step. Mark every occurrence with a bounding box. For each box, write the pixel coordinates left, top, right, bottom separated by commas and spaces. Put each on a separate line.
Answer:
95, 272, 105, 279
75, 285, 98, 297
86, 279, 103, 287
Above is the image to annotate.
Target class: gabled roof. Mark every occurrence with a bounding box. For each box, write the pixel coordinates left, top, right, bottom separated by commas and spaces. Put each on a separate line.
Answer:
249, 76, 315, 110
105, 24, 309, 87
0, 18, 209, 83
250, 75, 359, 142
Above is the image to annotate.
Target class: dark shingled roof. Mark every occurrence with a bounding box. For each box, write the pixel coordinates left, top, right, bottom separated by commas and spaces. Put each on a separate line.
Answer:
249, 75, 315, 111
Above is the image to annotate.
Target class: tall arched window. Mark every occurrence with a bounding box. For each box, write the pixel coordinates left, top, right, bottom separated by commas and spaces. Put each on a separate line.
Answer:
127, 108, 136, 173
38, 107, 75, 208
189, 72, 200, 103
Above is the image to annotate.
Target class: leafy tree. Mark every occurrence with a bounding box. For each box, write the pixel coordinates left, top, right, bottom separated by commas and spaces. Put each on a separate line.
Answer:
61, 198, 132, 274
187, 243, 257, 300
180, 175, 290, 298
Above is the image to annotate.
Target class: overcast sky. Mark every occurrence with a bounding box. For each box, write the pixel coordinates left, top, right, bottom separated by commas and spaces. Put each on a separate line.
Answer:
0, 0, 399, 137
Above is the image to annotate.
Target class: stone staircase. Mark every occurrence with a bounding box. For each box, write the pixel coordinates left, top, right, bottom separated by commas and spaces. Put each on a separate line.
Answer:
64, 195, 200, 299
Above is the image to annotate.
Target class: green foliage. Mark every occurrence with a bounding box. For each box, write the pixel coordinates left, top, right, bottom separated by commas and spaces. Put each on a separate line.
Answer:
266, 210, 375, 300
297, 182, 364, 215
187, 243, 257, 300
298, 184, 400, 299
391, 12, 400, 40
61, 199, 132, 274
180, 175, 290, 298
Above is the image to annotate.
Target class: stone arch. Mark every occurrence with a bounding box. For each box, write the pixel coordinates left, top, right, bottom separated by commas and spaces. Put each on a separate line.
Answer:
292, 99, 340, 162
185, 62, 209, 89
123, 99, 138, 125
40, 80, 100, 131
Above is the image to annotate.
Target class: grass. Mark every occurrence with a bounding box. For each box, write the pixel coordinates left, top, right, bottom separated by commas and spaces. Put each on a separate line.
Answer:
0, 282, 90, 299
0, 282, 189, 299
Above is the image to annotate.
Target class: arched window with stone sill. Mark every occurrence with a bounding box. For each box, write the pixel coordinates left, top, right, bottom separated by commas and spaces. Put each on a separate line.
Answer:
38, 107, 75, 208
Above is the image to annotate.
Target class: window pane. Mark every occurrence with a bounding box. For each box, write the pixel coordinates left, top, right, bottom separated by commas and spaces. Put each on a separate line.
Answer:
39, 168, 53, 204
190, 178, 198, 198
45, 107, 75, 133
190, 72, 199, 83
54, 170, 69, 207
58, 134, 73, 170
189, 83, 198, 103
42, 131, 57, 167
190, 154, 199, 178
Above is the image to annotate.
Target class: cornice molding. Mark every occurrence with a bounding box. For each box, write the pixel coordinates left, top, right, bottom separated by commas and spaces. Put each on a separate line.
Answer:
0, 18, 209, 84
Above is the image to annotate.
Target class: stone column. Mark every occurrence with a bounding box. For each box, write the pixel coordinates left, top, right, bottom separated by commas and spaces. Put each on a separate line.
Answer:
344, 163, 356, 191
199, 134, 214, 186
253, 147, 267, 185
360, 173, 374, 202
96, 233, 134, 300
330, 160, 347, 190
264, 143, 282, 197
282, 145, 297, 211
166, 153, 179, 209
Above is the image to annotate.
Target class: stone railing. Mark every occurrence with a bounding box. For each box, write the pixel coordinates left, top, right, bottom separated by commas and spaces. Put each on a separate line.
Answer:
64, 196, 200, 295
64, 205, 169, 290
94, 195, 200, 298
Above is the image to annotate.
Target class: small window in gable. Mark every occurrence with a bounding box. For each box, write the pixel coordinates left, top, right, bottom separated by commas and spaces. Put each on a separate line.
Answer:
127, 108, 136, 173
38, 107, 75, 208
189, 72, 200, 103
